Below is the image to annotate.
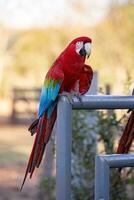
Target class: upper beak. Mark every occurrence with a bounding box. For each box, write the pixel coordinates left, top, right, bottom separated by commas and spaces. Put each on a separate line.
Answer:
84, 42, 91, 59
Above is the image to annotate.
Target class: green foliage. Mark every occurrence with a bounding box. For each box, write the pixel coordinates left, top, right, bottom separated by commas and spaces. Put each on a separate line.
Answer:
110, 169, 128, 200
38, 176, 55, 200
72, 110, 96, 200
96, 110, 119, 153
40, 176, 55, 189
96, 110, 129, 199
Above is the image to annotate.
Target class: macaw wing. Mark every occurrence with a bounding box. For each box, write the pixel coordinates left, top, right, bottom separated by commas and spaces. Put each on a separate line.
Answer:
79, 65, 93, 94
38, 67, 64, 118
71, 65, 93, 94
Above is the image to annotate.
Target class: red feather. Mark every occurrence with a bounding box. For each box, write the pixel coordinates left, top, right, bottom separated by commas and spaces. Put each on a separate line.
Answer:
117, 110, 134, 154
21, 107, 57, 190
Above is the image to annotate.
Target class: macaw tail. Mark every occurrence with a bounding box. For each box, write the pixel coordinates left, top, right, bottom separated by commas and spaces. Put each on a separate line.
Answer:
28, 118, 39, 135
117, 110, 134, 154
20, 106, 57, 190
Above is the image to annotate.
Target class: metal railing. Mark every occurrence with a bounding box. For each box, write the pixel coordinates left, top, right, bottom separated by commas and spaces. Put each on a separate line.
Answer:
95, 154, 134, 200
56, 95, 134, 200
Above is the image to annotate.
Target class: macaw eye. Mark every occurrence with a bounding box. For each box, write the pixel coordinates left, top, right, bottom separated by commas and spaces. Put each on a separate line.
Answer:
76, 41, 83, 49
76, 41, 83, 55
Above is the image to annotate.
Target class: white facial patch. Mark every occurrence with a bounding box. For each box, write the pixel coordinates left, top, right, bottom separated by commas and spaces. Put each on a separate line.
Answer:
84, 42, 92, 57
76, 41, 83, 55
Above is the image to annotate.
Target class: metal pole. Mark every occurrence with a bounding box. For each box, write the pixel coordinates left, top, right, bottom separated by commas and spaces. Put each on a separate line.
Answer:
95, 155, 110, 200
72, 95, 134, 110
95, 154, 134, 200
56, 96, 72, 200
102, 154, 134, 168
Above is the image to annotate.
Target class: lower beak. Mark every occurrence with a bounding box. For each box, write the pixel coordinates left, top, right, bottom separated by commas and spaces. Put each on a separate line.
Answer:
87, 52, 91, 59
79, 47, 87, 57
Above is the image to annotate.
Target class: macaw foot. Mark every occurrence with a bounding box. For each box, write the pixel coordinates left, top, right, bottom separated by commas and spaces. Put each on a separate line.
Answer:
71, 92, 83, 106
59, 92, 74, 104
59, 92, 83, 105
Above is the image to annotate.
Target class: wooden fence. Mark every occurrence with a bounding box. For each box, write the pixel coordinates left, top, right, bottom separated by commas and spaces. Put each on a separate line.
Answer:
11, 88, 41, 123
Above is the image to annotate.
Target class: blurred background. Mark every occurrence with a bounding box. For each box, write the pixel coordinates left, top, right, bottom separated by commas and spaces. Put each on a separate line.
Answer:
0, 0, 134, 199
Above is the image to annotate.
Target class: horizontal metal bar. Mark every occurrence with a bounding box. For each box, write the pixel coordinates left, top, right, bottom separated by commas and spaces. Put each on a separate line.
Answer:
100, 154, 134, 168
59, 95, 134, 110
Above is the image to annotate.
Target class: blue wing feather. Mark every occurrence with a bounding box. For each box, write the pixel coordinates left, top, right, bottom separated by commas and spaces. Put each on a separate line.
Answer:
38, 80, 61, 118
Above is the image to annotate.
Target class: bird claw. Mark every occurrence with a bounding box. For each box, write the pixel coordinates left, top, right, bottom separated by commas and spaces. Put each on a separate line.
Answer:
59, 92, 83, 105
71, 92, 83, 106
59, 92, 74, 104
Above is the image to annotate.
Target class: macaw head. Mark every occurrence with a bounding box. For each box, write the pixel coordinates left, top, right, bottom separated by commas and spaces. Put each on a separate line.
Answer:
67, 36, 92, 59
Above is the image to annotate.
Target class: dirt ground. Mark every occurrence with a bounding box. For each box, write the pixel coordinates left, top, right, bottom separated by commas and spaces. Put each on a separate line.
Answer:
0, 165, 39, 200
0, 123, 41, 200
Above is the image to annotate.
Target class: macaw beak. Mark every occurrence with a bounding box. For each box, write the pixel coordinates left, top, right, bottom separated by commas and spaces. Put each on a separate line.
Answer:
79, 42, 92, 58
85, 42, 92, 59
79, 46, 87, 57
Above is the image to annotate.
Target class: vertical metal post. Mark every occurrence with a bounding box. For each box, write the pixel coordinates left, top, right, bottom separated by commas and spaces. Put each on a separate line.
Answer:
56, 97, 72, 200
95, 155, 110, 200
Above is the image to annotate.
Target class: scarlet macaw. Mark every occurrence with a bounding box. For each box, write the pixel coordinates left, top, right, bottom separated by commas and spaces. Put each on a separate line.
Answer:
21, 36, 93, 189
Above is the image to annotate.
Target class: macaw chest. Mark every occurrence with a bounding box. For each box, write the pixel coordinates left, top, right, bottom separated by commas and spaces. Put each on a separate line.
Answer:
62, 62, 84, 91
63, 62, 83, 76
62, 73, 80, 92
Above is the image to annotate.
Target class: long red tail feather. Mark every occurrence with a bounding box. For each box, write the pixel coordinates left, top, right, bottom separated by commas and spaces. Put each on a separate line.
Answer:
117, 110, 134, 154
20, 106, 57, 190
